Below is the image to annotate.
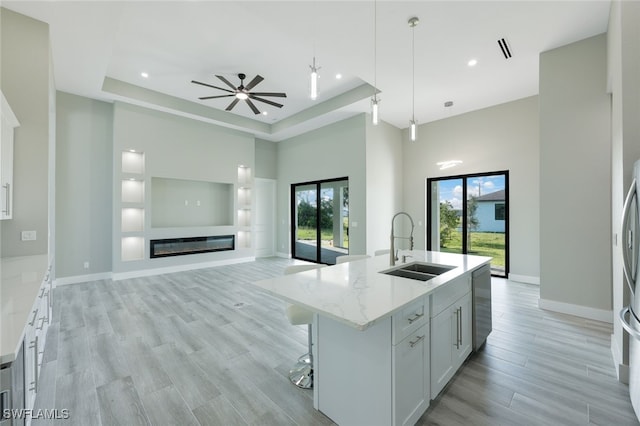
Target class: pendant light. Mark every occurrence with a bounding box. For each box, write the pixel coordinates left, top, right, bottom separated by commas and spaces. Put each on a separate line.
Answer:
371, 0, 380, 125
310, 56, 319, 100
409, 17, 419, 142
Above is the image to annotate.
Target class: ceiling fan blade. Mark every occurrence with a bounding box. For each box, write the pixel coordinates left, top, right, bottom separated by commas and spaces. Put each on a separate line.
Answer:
191, 80, 234, 93
199, 94, 235, 100
216, 75, 238, 90
244, 75, 264, 91
249, 95, 283, 108
225, 98, 240, 111
250, 92, 287, 98
245, 98, 261, 114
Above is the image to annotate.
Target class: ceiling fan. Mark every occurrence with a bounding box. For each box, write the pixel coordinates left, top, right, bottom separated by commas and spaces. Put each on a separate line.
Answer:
191, 73, 286, 114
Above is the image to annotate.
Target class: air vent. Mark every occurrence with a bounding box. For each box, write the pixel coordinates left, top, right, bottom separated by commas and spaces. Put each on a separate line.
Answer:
498, 38, 512, 59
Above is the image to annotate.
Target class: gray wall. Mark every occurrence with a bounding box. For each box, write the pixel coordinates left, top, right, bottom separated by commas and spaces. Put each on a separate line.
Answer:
402, 96, 540, 281
609, 0, 640, 378
0, 8, 50, 256
112, 102, 256, 274
255, 138, 278, 179
56, 92, 113, 278
365, 118, 403, 255
276, 114, 367, 256
539, 34, 612, 312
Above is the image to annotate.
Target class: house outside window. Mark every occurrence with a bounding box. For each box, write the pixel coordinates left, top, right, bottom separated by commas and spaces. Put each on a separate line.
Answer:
495, 203, 505, 221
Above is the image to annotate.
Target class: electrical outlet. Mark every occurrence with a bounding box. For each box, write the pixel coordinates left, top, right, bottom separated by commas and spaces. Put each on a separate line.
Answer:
84, 261, 90, 269
21, 230, 37, 241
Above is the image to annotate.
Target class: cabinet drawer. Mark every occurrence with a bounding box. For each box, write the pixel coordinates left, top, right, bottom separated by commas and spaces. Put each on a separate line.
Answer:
393, 296, 429, 345
430, 274, 471, 318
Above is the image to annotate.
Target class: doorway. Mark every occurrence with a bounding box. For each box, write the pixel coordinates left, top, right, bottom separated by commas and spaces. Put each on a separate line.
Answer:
291, 177, 349, 265
427, 171, 509, 277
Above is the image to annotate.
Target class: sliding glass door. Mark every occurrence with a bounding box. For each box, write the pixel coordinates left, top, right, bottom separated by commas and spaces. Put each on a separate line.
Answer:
428, 171, 508, 277
292, 177, 349, 265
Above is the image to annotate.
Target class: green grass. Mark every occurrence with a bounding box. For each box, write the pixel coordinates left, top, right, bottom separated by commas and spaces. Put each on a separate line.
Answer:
440, 231, 505, 267
297, 224, 349, 248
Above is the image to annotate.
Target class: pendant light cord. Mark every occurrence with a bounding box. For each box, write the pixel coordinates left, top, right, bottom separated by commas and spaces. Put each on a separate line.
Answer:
373, 0, 377, 99
412, 20, 415, 122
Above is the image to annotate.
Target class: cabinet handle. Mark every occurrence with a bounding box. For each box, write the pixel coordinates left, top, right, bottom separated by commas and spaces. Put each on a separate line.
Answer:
28, 309, 38, 326
409, 334, 425, 348
407, 312, 424, 324
36, 317, 45, 330
39, 287, 45, 298
29, 336, 39, 393
458, 307, 463, 346
46, 291, 51, 323
454, 308, 460, 349
2, 183, 10, 216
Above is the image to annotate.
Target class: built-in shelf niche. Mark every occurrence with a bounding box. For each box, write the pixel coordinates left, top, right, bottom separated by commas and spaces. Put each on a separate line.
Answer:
238, 186, 251, 207
238, 208, 251, 227
120, 149, 145, 262
237, 230, 251, 249
122, 179, 144, 204
121, 208, 144, 232
122, 151, 145, 174
122, 236, 144, 261
238, 165, 251, 185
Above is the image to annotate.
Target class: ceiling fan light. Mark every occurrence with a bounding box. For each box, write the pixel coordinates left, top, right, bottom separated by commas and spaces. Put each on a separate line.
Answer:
236, 92, 249, 100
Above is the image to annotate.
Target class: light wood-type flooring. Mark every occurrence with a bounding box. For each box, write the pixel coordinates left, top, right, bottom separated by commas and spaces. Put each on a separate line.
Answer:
31, 257, 638, 425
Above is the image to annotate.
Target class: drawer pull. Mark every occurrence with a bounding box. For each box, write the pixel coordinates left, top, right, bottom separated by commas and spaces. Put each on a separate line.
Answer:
28, 309, 38, 326
407, 312, 424, 324
409, 334, 425, 348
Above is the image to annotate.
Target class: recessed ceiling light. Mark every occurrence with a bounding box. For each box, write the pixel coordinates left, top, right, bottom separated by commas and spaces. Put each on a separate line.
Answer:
467, 59, 478, 67
129, 149, 136, 152
444, 101, 454, 108
262, 111, 268, 116
336, 73, 342, 79
140, 72, 149, 78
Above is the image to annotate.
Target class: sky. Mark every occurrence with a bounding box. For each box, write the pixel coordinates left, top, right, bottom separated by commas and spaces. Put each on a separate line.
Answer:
437, 174, 506, 210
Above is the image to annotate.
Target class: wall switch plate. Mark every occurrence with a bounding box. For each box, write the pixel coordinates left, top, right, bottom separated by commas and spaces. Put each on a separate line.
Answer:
84, 261, 90, 269
21, 230, 37, 241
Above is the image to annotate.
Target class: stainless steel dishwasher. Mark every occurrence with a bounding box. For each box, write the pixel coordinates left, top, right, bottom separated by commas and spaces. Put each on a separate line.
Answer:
472, 264, 492, 350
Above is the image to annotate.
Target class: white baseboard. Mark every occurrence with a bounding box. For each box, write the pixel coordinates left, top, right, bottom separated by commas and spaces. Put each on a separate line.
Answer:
112, 257, 255, 281
54, 257, 256, 285
508, 274, 540, 285
611, 336, 629, 383
55, 271, 113, 286
275, 251, 290, 259
538, 298, 613, 323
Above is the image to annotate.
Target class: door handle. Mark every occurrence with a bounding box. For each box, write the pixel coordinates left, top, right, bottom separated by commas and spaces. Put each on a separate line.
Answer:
622, 178, 637, 292
2, 183, 9, 216
620, 306, 640, 340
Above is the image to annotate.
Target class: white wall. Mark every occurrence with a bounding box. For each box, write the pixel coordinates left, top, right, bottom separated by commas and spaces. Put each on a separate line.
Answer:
365, 118, 403, 256
402, 96, 540, 281
56, 92, 113, 278
255, 138, 278, 180
276, 114, 367, 256
0, 7, 50, 256
539, 34, 612, 317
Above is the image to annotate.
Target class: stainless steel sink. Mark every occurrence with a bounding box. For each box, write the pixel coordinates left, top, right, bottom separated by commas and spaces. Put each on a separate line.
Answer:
380, 261, 455, 282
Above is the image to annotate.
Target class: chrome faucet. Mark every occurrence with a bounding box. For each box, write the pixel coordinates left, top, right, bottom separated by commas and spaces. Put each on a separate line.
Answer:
390, 212, 415, 266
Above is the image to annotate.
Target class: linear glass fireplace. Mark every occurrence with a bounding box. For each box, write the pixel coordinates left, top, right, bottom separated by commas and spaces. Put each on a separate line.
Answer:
150, 235, 235, 258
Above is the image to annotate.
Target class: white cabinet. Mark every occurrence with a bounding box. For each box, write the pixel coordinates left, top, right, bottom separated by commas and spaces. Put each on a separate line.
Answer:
392, 323, 430, 426
430, 275, 472, 398
0, 91, 19, 220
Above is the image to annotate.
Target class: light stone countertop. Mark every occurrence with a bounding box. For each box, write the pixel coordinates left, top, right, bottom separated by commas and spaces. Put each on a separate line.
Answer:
1, 254, 49, 365
253, 251, 491, 331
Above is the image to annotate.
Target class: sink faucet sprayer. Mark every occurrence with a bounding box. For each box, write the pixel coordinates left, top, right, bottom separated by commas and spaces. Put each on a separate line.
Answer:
390, 212, 415, 266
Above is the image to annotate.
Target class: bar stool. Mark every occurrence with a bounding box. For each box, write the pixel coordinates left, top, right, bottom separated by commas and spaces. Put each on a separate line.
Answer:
335, 254, 371, 264
284, 264, 324, 389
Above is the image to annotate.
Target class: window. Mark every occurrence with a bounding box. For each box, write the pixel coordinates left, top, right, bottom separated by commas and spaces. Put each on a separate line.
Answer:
495, 203, 505, 220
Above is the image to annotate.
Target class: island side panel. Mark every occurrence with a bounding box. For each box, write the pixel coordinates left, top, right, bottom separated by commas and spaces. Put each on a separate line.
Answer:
316, 315, 392, 425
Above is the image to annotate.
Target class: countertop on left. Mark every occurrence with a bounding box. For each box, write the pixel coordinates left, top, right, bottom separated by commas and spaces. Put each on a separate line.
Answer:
1, 254, 49, 365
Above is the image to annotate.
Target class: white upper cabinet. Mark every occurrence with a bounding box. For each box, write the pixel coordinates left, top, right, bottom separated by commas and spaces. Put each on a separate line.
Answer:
1, 91, 19, 220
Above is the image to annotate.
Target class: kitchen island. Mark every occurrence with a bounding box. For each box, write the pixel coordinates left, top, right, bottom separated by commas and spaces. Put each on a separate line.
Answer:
254, 251, 491, 426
